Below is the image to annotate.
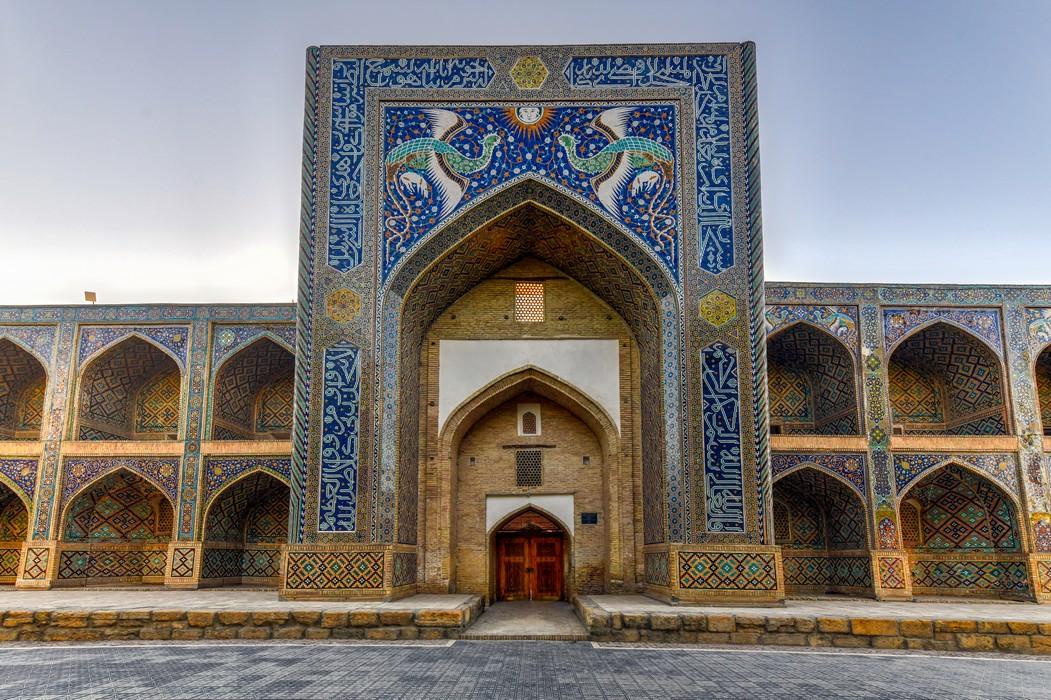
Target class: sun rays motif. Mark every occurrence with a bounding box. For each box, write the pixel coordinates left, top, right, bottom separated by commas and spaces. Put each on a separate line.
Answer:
500, 106, 555, 141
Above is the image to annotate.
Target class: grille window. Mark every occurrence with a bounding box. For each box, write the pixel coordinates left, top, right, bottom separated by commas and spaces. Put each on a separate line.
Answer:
515, 450, 542, 487
514, 282, 544, 322
521, 411, 537, 435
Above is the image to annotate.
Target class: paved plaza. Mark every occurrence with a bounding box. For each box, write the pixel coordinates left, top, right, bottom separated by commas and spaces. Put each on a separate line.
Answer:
0, 639, 1048, 699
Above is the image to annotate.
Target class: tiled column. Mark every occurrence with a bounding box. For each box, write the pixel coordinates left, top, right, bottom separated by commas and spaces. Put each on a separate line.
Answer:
858, 304, 912, 600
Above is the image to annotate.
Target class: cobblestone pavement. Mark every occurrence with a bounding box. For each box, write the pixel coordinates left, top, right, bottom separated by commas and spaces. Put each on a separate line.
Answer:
0, 640, 1049, 699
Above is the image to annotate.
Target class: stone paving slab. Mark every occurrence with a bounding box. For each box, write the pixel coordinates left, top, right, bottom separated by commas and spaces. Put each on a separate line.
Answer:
460, 601, 586, 640
588, 594, 1051, 622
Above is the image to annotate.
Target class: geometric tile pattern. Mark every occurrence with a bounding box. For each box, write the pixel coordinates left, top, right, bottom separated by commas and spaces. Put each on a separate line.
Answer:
58, 548, 168, 580
894, 453, 1018, 496
0, 338, 47, 437
62, 470, 174, 542
878, 556, 907, 589
242, 547, 282, 579
1036, 349, 1051, 432
767, 323, 859, 434
678, 551, 778, 590
910, 558, 1029, 593
392, 551, 417, 588
212, 338, 294, 438
77, 337, 182, 439
170, 546, 196, 578
0, 325, 56, 365
781, 555, 871, 589
0, 491, 28, 541
644, 551, 671, 587
773, 468, 867, 551
201, 547, 243, 580
888, 323, 1007, 435
255, 374, 294, 434
203, 471, 289, 544
22, 546, 49, 580
211, 324, 295, 366
381, 103, 681, 281
134, 371, 180, 433
902, 463, 1019, 551
771, 453, 867, 494
0, 547, 20, 578
284, 551, 385, 590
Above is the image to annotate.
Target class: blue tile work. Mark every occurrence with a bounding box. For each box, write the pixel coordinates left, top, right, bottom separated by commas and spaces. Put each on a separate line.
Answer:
893, 453, 1019, 496
565, 55, 733, 275
382, 104, 680, 283
319, 343, 361, 532
700, 342, 744, 532
212, 325, 295, 366
327, 58, 495, 272
77, 326, 190, 367
202, 458, 292, 505
765, 305, 859, 358
60, 457, 180, 507
0, 325, 56, 365
883, 307, 1003, 355
771, 453, 867, 495
0, 459, 37, 502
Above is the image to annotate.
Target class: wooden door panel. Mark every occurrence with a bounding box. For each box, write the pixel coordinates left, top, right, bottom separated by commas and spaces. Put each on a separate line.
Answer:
498, 537, 529, 600
532, 537, 562, 600
496, 533, 564, 601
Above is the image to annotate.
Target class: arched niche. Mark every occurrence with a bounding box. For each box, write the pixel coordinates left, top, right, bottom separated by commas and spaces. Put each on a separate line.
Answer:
888, 322, 1009, 435
0, 338, 47, 440
772, 467, 873, 597
766, 323, 860, 435
386, 180, 671, 552
899, 463, 1027, 598
0, 481, 29, 583
1034, 344, 1051, 436
200, 470, 289, 587
76, 336, 182, 441
211, 338, 294, 440
59, 468, 174, 586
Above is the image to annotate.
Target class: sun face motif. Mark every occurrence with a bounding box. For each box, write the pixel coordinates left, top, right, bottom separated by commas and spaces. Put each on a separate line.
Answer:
502, 106, 554, 141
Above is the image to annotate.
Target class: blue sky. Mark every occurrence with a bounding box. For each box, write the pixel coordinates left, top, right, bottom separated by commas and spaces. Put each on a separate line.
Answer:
2, 0, 1049, 304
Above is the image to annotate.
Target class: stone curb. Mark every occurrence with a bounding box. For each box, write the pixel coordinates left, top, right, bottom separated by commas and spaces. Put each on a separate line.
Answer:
0, 597, 483, 643
572, 596, 1051, 655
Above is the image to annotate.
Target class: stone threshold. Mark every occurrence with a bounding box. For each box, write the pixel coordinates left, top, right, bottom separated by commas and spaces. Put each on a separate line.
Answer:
574, 595, 1051, 655
0, 595, 483, 643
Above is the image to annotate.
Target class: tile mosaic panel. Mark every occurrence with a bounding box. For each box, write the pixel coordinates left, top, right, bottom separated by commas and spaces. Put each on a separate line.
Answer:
701, 343, 743, 532
678, 551, 778, 591
0, 459, 38, 502
382, 103, 681, 283
771, 453, 867, 495
894, 453, 1018, 495
883, 308, 1002, 355
61, 458, 180, 506
328, 57, 495, 272
878, 556, 907, 589
202, 458, 291, 504
392, 551, 417, 587
284, 550, 385, 590
910, 557, 1028, 593
0, 338, 48, 434
765, 305, 859, 355
0, 325, 57, 365
77, 326, 189, 367
564, 54, 733, 275
644, 550, 671, 587
62, 469, 174, 542
212, 324, 295, 366
782, 555, 871, 590
319, 343, 361, 532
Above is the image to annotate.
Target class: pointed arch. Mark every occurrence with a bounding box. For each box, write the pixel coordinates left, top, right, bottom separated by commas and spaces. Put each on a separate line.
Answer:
385, 179, 674, 547
440, 365, 619, 458
60, 466, 176, 534
766, 320, 861, 435
0, 333, 51, 373
209, 337, 295, 440
772, 460, 866, 502
887, 321, 1009, 435
60, 467, 174, 542
487, 503, 572, 539
0, 337, 48, 440
1033, 343, 1051, 436
199, 466, 291, 540
74, 335, 183, 440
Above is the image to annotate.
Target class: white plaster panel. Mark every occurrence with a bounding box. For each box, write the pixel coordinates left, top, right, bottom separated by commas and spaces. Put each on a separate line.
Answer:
438, 339, 620, 431
486, 494, 575, 536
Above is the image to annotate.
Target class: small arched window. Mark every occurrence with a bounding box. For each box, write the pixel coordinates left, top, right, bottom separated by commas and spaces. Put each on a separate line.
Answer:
517, 403, 541, 436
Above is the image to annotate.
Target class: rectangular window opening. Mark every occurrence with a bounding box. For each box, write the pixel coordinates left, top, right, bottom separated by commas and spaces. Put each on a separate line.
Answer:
514, 282, 544, 323
515, 449, 543, 487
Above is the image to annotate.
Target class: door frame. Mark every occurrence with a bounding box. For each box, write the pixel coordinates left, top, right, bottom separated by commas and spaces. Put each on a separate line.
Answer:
488, 506, 570, 603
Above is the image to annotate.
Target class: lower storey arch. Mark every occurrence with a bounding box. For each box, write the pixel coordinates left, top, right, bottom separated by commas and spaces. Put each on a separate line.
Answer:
900, 463, 1027, 598
773, 467, 873, 597
201, 471, 289, 587
0, 484, 28, 583
58, 469, 173, 586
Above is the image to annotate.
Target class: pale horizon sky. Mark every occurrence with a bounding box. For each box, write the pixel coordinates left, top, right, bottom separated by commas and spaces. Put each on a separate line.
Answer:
2, 0, 1049, 305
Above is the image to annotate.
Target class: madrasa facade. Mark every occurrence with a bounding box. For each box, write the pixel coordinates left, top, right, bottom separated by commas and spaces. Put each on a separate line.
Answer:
4, 43, 1051, 605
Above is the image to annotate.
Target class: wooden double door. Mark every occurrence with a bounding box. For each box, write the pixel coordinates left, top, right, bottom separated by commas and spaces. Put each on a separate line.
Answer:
496, 533, 564, 601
